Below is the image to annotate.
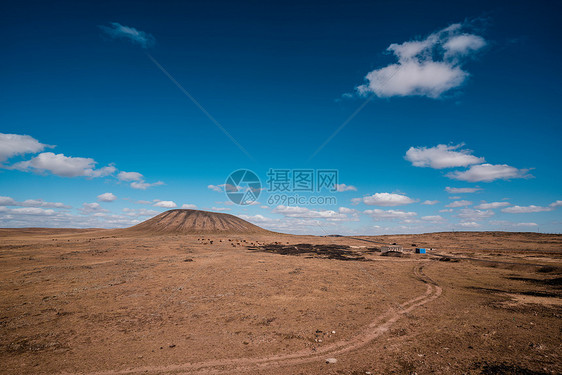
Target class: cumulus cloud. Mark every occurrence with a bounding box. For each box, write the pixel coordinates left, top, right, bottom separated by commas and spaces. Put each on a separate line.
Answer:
130, 180, 164, 190
12, 152, 116, 178
456, 208, 494, 221
119, 171, 163, 189
0, 196, 70, 209
97, 192, 117, 202
355, 23, 486, 98
364, 208, 417, 221
447, 163, 532, 182
445, 186, 482, 193
273, 205, 350, 221
407, 143, 532, 183
0, 133, 52, 162
549, 200, 562, 208
122, 208, 159, 217
446, 200, 472, 208
421, 200, 439, 205
335, 184, 357, 192
474, 201, 511, 209
99, 22, 155, 48
444, 34, 486, 57
181, 204, 197, 209
208, 184, 224, 192
490, 220, 538, 228
79, 202, 109, 215
211, 207, 231, 211
405, 144, 485, 169
339, 207, 359, 214
118, 171, 143, 181
0, 207, 141, 228
352, 192, 415, 206
0, 133, 160, 188
0, 197, 17, 206
237, 214, 346, 235
501, 205, 553, 214
421, 215, 445, 222
10, 207, 56, 216
237, 214, 276, 224
458, 221, 480, 228
153, 201, 177, 208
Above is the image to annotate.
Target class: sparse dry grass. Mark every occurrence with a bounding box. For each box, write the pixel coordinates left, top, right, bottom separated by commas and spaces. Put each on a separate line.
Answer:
0, 230, 560, 374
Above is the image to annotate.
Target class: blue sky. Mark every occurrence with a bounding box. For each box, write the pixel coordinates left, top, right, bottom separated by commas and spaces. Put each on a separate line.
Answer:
1, 0, 561, 234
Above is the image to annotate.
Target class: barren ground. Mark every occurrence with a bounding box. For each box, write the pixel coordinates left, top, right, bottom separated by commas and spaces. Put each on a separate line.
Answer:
0, 230, 561, 374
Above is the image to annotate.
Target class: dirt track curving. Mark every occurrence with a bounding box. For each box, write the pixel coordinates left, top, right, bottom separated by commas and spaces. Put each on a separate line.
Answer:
82, 265, 441, 375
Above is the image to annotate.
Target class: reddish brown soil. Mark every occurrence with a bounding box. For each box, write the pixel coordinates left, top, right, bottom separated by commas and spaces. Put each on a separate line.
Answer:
0, 218, 560, 374
122, 209, 271, 235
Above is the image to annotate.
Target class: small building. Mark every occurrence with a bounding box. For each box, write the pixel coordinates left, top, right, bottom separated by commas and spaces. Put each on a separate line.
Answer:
415, 248, 426, 254
381, 245, 403, 253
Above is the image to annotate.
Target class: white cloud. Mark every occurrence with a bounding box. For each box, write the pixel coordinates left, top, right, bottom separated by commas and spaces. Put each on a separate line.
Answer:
474, 201, 511, 209
22, 199, 70, 209
0, 133, 51, 162
237, 214, 346, 235
355, 23, 486, 98
211, 207, 231, 211
352, 192, 415, 206
122, 208, 159, 217
490, 220, 538, 228
421, 215, 445, 222
501, 205, 553, 214
119, 172, 163, 190
273, 205, 349, 221
439, 208, 453, 213
405, 144, 485, 169
12, 152, 116, 178
339, 207, 359, 214
153, 201, 177, 208
444, 34, 486, 56
456, 208, 494, 221
99, 22, 155, 48
118, 171, 143, 181
458, 221, 480, 228
550, 200, 562, 208
335, 184, 357, 192
136, 200, 153, 205
364, 208, 417, 221
446, 200, 472, 208
11, 207, 56, 216
130, 181, 164, 190
0, 208, 142, 229
97, 192, 117, 202
79, 202, 109, 215
0, 196, 17, 206
0, 196, 70, 209
421, 200, 439, 205
237, 214, 276, 224
208, 184, 224, 192
445, 186, 482, 193
181, 204, 197, 209
447, 163, 532, 182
